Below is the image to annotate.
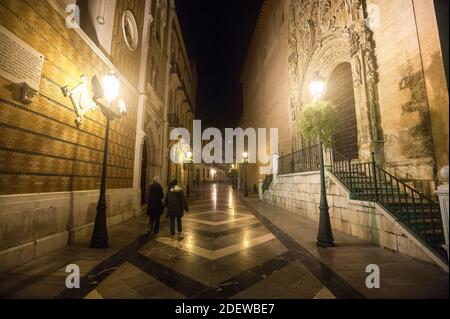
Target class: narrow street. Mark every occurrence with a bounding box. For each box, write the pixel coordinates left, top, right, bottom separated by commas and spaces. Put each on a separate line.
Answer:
0, 184, 447, 299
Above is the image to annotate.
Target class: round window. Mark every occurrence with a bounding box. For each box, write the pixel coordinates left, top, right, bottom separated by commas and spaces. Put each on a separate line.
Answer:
122, 11, 138, 51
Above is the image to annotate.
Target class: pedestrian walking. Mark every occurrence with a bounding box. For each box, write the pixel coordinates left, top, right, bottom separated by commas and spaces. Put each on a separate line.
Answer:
146, 176, 165, 237
164, 179, 189, 240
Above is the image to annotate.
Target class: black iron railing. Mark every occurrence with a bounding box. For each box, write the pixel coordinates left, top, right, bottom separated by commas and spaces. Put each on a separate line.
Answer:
279, 144, 320, 175
330, 150, 445, 259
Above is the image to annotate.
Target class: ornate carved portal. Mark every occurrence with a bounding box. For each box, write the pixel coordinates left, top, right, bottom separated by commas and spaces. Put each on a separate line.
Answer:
287, 0, 383, 162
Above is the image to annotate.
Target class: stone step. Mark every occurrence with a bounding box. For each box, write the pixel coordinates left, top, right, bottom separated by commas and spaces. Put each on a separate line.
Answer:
399, 217, 443, 227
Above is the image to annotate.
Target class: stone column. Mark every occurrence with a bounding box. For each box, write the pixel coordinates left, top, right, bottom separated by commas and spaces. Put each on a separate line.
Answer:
271, 153, 279, 185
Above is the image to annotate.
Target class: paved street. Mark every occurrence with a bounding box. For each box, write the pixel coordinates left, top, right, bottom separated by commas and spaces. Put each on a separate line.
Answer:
0, 184, 448, 299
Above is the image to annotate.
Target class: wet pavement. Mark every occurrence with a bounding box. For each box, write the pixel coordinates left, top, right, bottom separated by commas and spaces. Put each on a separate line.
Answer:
0, 184, 448, 299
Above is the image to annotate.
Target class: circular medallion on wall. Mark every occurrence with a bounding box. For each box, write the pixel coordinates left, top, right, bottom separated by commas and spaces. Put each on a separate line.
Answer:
122, 10, 138, 51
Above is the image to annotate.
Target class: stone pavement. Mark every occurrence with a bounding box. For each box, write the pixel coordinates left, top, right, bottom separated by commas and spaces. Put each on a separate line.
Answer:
0, 184, 448, 299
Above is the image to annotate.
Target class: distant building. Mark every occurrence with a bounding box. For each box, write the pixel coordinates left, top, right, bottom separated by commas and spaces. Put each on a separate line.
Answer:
166, 8, 198, 189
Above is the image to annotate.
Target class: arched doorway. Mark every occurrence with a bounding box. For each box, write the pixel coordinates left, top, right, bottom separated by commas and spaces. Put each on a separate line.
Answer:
140, 140, 148, 204
326, 62, 358, 160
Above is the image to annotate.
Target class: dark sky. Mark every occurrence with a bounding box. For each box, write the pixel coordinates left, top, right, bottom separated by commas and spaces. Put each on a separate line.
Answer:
175, 0, 264, 129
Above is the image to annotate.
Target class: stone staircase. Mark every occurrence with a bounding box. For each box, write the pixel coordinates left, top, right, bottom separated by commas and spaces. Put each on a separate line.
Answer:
331, 156, 446, 262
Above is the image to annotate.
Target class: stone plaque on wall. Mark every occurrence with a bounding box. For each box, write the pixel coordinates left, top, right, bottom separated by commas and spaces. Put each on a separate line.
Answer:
0, 25, 44, 92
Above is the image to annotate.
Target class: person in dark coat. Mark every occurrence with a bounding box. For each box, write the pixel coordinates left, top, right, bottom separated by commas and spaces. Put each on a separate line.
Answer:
146, 176, 165, 237
164, 179, 189, 240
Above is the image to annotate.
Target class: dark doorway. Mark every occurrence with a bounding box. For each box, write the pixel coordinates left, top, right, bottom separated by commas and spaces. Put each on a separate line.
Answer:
140, 140, 148, 204
326, 62, 359, 160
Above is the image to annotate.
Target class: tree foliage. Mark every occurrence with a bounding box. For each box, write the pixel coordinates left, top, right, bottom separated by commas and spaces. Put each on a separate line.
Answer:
298, 101, 339, 149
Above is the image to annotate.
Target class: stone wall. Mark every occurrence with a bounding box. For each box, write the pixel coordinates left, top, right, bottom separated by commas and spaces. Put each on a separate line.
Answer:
370, 0, 447, 191
240, 0, 291, 188
264, 171, 446, 269
0, 188, 141, 272
0, 0, 138, 195
0, 0, 147, 272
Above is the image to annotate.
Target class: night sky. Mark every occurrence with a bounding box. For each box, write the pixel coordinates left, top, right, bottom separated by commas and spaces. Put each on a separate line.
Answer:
175, 0, 264, 129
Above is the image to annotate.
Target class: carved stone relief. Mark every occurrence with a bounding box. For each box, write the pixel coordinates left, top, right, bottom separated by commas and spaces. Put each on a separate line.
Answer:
287, 0, 383, 160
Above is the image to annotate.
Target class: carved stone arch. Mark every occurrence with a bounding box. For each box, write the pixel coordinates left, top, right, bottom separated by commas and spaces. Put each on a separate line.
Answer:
288, 0, 383, 160
298, 31, 379, 161
300, 32, 352, 97
297, 34, 352, 149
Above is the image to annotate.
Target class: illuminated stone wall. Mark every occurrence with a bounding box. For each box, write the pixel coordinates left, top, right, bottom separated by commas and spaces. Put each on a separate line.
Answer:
0, 0, 145, 272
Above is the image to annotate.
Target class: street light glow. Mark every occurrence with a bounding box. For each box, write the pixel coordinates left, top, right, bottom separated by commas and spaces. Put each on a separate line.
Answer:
309, 72, 326, 101
243, 152, 248, 159
102, 72, 120, 104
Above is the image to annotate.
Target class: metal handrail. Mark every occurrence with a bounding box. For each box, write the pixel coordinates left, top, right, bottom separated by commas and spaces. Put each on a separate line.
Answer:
376, 165, 436, 204
330, 150, 445, 259
278, 144, 320, 175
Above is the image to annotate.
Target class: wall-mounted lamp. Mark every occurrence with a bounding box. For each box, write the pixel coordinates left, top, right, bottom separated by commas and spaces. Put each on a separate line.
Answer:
92, 72, 127, 119
62, 75, 98, 127
62, 72, 127, 127
62, 70, 127, 249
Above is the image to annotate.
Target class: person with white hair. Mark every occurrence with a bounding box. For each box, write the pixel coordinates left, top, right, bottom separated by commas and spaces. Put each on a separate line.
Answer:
146, 176, 165, 237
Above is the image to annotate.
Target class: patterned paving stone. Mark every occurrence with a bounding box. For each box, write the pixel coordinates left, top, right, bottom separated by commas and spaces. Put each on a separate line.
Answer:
0, 184, 447, 299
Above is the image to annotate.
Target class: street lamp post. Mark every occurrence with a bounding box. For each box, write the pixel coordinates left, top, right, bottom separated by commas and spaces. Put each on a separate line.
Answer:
234, 165, 238, 190
185, 151, 193, 197
243, 152, 249, 197
230, 164, 236, 190
309, 72, 334, 248
90, 72, 127, 249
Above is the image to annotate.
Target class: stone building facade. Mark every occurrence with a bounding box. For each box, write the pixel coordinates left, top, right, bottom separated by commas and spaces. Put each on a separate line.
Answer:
165, 13, 197, 189
0, 0, 195, 272
240, 0, 448, 268
242, 0, 448, 193
240, 0, 291, 190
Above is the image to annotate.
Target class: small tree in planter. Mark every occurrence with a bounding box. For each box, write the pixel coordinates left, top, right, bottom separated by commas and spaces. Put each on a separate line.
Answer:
298, 101, 339, 149
298, 100, 339, 247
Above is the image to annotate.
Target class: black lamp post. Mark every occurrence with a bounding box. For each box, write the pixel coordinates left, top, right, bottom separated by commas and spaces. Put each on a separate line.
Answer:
90, 72, 127, 249
243, 152, 249, 197
230, 164, 236, 190
317, 141, 334, 247
185, 151, 192, 197
309, 72, 334, 248
233, 165, 238, 190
